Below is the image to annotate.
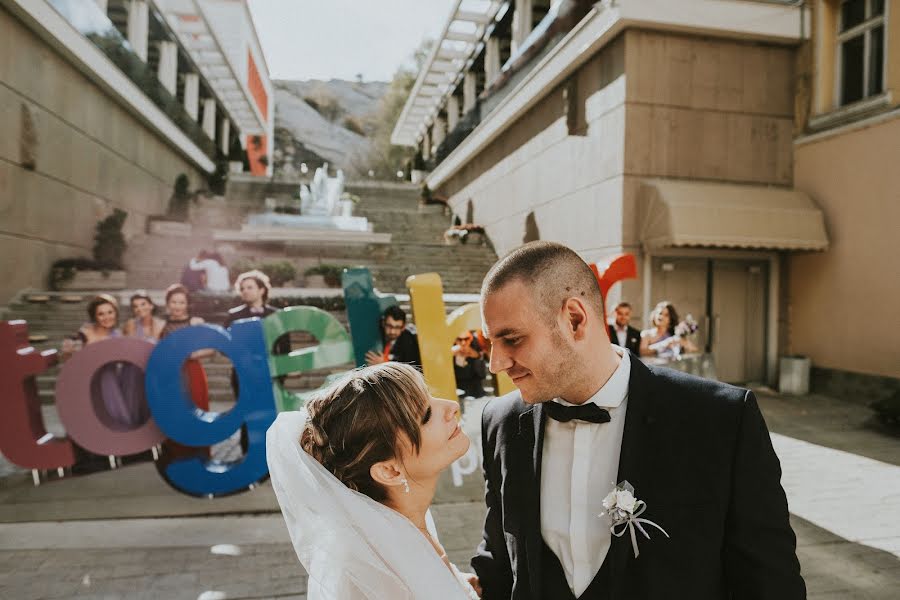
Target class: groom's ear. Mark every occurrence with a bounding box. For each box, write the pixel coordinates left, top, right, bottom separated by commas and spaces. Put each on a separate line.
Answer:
563, 297, 589, 340
370, 459, 404, 489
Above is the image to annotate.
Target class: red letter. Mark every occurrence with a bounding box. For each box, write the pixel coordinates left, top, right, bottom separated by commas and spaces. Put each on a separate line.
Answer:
590, 253, 638, 340
0, 321, 75, 469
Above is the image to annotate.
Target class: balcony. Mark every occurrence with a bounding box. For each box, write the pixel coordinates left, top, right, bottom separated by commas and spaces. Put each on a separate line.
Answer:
48, 0, 222, 161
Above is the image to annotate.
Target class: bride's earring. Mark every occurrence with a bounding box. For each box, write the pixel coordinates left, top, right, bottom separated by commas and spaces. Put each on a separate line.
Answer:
401, 478, 410, 494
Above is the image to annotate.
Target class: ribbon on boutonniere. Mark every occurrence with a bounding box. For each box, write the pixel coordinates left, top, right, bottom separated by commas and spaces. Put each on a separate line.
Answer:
599, 481, 669, 558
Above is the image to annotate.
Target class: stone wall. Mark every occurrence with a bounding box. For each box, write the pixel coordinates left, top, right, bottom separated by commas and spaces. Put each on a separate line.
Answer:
0, 7, 204, 304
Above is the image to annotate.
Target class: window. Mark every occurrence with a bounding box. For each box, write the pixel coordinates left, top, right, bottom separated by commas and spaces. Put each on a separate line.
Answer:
837, 0, 886, 106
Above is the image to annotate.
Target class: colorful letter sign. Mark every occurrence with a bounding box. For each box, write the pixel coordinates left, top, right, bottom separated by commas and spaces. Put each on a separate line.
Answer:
0, 254, 637, 497
342, 267, 398, 367
0, 321, 75, 469
145, 320, 276, 496
262, 306, 355, 411
55, 337, 164, 456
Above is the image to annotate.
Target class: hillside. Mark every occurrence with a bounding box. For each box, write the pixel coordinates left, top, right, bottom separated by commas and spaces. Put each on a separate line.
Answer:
272, 79, 389, 175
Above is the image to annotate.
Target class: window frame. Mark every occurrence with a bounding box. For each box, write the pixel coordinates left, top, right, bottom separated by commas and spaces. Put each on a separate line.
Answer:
835, 0, 888, 106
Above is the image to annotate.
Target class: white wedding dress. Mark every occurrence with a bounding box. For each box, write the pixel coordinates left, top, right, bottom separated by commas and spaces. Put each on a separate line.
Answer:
267, 411, 479, 599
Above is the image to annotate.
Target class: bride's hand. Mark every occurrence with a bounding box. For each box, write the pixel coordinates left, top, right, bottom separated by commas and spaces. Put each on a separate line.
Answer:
459, 572, 482, 597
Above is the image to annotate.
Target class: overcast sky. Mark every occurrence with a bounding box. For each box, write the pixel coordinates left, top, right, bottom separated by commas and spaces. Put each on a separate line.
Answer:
247, 0, 456, 82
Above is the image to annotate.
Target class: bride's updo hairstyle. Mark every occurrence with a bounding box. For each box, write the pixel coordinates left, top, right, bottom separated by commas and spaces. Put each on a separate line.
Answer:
300, 362, 429, 501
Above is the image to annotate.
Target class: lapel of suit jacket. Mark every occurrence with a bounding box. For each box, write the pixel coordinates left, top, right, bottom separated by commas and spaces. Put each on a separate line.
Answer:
516, 402, 545, 599
609, 353, 658, 594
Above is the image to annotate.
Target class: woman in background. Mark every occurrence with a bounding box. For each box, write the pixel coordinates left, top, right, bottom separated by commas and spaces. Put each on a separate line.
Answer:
157, 284, 210, 466
62, 294, 148, 428
639, 300, 697, 359
122, 291, 165, 341
160, 284, 209, 410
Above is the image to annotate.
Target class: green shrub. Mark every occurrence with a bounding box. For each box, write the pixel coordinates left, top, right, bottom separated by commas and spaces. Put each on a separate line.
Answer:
304, 264, 351, 287
48, 210, 128, 289
48, 258, 98, 290
93, 209, 127, 269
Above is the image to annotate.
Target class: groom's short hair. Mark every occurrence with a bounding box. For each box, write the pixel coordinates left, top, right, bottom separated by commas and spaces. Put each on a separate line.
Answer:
482, 241, 602, 322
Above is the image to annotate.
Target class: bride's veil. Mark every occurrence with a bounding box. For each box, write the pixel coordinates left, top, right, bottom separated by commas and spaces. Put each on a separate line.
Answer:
266, 410, 469, 599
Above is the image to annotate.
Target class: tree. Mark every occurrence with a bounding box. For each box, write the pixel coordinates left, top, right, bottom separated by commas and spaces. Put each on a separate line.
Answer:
351, 40, 434, 179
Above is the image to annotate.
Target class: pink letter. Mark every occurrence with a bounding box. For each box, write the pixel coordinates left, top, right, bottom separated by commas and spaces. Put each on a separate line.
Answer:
55, 337, 165, 456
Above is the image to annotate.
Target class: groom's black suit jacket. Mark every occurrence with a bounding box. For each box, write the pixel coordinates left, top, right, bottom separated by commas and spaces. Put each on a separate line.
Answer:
472, 353, 805, 600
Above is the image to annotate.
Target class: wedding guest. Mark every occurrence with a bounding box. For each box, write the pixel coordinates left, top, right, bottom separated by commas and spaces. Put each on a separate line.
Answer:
122, 291, 165, 341
159, 284, 209, 411
606, 301, 640, 355
639, 300, 698, 359
365, 305, 422, 370
157, 284, 210, 466
62, 294, 148, 428
118, 291, 165, 429
190, 250, 230, 292
180, 252, 206, 292
452, 330, 487, 398
225, 270, 289, 453
225, 270, 280, 326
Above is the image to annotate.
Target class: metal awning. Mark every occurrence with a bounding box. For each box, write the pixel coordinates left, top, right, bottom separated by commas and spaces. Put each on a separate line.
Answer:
155, 0, 266, 135
391, 0, 505, 147
639, 179, 829, 251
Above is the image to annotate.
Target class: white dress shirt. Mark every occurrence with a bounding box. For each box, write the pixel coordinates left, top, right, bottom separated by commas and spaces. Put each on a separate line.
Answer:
190, 258, 230, 292
613, 325, 628, 348
540, 347, 631, 596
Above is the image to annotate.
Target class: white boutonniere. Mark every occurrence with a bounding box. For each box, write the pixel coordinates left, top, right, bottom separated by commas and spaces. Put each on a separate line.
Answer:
600, 481, 669, 557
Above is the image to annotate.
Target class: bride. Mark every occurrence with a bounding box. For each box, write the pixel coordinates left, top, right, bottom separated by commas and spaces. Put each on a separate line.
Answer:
267, 362, 481, 599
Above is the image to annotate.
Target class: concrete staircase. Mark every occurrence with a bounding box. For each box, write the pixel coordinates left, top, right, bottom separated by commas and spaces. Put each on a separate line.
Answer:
120, 183, 498, 295
349, 183, 498, 293
122, 225, 216, 291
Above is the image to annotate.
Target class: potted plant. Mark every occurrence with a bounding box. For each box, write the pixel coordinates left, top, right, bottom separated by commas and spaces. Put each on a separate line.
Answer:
304, 264, 349, 288
49, 209, 128, 290
304, 265, 326, 288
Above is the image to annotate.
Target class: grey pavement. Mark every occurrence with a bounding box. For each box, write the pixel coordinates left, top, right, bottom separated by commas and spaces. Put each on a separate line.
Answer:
1, 393, 898, 599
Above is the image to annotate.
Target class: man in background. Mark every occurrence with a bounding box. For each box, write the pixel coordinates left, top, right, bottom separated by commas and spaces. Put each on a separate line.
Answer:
607, 301, 640, 355
365, 305, 421, 370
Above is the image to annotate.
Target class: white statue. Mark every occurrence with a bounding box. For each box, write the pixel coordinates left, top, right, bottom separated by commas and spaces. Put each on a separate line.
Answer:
300, 164, 346, 217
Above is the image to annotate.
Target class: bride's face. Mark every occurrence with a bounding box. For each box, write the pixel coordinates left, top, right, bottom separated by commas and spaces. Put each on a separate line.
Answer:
401, 396, 469, 482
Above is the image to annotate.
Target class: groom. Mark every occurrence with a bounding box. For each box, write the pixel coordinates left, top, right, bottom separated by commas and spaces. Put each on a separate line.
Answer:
472, 242, 804, 599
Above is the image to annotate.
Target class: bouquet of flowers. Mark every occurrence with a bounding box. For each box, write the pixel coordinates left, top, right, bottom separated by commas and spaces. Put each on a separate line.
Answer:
674, 314, 698, 339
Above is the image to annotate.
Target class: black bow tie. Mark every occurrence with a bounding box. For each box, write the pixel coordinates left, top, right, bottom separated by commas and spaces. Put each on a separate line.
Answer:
544, 401, 611, 424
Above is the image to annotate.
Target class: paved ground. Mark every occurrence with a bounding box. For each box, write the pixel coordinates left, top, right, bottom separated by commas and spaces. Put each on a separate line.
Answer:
1, 393, 898, 599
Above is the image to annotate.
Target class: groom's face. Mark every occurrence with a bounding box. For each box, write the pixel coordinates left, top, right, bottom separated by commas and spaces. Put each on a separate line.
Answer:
482, 280, 576, 404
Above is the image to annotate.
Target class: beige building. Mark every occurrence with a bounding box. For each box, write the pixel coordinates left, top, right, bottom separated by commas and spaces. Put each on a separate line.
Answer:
0, 0, 273, 304
394, 0, 898, 395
